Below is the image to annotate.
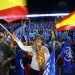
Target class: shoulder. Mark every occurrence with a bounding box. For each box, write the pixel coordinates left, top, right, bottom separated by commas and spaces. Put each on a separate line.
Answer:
42, 46, 48, 50
42, 46, 49, 53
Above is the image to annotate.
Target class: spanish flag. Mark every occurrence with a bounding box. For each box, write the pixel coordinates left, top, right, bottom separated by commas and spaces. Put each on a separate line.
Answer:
51, 30, 56, 39
10, 32, 15, 49
56, 11, 75, 31
0, 0, 28, 22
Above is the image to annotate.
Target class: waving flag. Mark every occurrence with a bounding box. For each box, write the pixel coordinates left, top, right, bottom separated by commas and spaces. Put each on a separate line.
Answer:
60, 39, 72, 73
56, 11, 75, 31
43, 50, 55, 75
10, 32, 15, 49
0, 0, 28, 22
51, 30, 56, 39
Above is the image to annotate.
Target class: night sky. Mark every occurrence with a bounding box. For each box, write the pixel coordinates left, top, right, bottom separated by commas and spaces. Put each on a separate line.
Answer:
27, 0, 75, 14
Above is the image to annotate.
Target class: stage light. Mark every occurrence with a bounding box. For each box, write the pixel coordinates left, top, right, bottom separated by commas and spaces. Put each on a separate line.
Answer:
0, 13, 69, 19
26, 13, 69, 17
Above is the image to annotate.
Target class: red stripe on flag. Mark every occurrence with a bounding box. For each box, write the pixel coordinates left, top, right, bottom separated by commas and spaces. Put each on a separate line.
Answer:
0, 6, 28, 22
56, 11, 75, 24
57, 25, 75, 31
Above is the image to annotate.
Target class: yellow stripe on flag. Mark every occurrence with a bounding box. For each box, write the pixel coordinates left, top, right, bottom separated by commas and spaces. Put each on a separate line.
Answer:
56, 11, 75, 29
51, 30, 55, 39
10, 32, 15, 49
0, 0, 27, 10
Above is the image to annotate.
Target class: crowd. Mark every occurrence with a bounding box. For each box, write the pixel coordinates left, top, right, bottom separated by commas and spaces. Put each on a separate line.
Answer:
0, 21, 75, 75
0, 22, 22, 32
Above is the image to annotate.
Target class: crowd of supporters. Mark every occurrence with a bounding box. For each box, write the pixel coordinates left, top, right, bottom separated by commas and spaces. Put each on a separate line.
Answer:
0, 22, 22, 32
0, 21, 75, 75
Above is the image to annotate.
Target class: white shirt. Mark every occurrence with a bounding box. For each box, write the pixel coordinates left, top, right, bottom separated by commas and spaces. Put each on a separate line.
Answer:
31, 46, 50, 71
16, 40, 50, 71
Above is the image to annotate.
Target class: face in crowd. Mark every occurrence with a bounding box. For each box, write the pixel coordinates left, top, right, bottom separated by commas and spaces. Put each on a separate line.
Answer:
34, 35, 44, 46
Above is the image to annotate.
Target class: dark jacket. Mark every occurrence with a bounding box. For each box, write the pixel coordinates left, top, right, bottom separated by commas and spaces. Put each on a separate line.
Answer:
0, 41, 15, 75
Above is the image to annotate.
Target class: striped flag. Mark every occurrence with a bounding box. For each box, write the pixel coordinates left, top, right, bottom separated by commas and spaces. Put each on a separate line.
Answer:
51, 30, 56, 39
56, 11, 75, 31
0, 0, 28, 22
10, 32, 15, 49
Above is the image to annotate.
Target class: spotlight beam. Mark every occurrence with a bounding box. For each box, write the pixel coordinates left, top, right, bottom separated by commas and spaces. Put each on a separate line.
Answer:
0, 13, 69, 19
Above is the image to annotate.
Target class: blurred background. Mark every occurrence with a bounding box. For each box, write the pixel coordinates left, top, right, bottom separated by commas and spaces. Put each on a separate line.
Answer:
27, 0, 75, 14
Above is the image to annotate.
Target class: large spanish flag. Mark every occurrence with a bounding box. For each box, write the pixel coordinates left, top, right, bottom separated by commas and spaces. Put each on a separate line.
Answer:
56, 11, 75, 31
0, 0, 28, 22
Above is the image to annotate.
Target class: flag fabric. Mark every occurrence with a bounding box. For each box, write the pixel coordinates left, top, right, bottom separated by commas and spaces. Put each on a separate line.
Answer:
36, 46, 45, 70
0, 0, 28, 22
25, 37, 30, 46
60, 39, 73, 73
56, 11, 75, 31
10, 32, 15, 49
43, 50, 55, 75
10, 38, 15, 49
16, 52, 24, 75
51, 30, 56, 39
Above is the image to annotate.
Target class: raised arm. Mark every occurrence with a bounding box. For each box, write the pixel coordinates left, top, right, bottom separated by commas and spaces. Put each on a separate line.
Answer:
14, 36, 32, 52
0, 23, 32, 52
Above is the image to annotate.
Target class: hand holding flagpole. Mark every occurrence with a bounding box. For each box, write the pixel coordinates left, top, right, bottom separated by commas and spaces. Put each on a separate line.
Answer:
0, 23, 22, 41
0, 24, 24, 49
0, 24, 12, 36
0, 23, 32, 52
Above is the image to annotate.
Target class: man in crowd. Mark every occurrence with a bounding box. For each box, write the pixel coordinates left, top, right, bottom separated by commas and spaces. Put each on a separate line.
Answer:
0, 31, 15, 75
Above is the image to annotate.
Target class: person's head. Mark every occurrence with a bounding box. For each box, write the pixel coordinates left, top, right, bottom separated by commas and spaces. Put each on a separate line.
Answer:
34, 34, 44, 46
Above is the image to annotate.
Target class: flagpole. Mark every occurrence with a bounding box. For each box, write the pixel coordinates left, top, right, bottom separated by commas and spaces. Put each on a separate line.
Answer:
55, 54, 61, 64
0, 23, 28, 51
0, 23, 19, 42
0, 23, 13, 36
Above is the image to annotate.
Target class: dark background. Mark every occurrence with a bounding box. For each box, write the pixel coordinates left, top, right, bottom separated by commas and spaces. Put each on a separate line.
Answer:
27, 0, 75, 14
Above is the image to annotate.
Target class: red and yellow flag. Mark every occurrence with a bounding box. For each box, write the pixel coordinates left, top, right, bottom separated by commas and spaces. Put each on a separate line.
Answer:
56, 11, 75, 31
51, 30, 56, 39
10, 32, 15, 49
0, 0, 28, 22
